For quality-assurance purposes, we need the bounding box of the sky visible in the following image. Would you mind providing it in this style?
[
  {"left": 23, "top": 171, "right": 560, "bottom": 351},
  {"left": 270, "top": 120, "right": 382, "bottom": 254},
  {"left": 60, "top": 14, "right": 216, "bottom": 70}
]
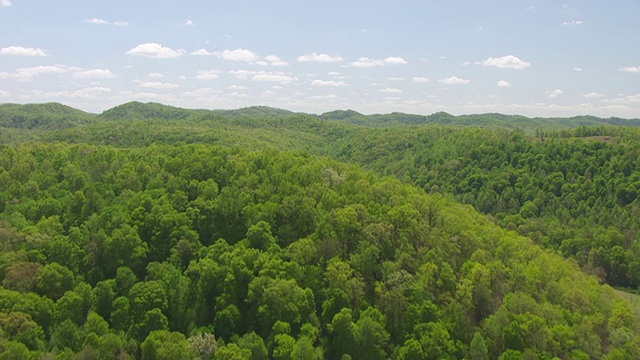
[{"left": 0, "top": 1, "right": 639, "bottom": 117}]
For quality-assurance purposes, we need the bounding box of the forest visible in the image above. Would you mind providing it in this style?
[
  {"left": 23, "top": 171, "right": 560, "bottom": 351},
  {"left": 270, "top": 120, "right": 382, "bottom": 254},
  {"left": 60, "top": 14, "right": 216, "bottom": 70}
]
[{"left": 2, "top": 102, "right": 640, "bottom": 359}]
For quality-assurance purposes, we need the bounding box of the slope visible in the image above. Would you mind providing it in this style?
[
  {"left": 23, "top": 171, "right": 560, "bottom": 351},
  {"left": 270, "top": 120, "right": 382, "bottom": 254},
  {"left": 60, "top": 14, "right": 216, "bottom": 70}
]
[{"left": 0, "top": 142, "right": 639, "bottom": 359}]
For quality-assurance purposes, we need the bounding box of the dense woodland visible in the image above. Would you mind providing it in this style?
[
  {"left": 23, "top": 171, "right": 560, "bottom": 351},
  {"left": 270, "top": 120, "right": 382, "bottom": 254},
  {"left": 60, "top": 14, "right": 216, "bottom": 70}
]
[{"left": 2, "top": 102, "right": 640, "bottom": 359}]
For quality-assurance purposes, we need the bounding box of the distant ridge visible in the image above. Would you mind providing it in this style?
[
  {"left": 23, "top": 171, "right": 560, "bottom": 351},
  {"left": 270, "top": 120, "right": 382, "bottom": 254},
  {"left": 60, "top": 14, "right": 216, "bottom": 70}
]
[
  {"left": 0, "top": 102, "right": 95, "bottom": 129},
  {"left": 97, "top": 101, "right": 201, "bottom": 121},
  {"left": 2, "top": 101, "right": 640, "bottom": 132}
]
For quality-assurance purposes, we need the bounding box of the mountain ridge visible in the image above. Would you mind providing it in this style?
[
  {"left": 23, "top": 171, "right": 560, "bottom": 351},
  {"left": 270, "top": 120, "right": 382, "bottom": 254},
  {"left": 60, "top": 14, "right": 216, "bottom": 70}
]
[{"left": 2, "top": 101, "right": 640, "bottom": 131}]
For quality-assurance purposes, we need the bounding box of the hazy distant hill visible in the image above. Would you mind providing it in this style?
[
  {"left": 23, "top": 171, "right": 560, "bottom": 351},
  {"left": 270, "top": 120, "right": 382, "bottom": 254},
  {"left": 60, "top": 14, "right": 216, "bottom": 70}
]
[
  {"left": 0, "top": 102, "right": 95, "bottom": 130},
  {"left": 97, "top": 101, "right": 204, "bottom": 121},
  {"left": 320, "top": 109, "right": 640, "bottom": 130}
]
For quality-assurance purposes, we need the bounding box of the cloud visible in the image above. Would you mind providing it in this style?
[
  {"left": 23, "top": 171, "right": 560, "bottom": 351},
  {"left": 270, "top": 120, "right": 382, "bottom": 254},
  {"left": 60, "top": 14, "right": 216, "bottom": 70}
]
[
  {"left": 85, "top": 18, "right": 109, "bottom": 25},
  {"left": 573, "top": 67, "right": 583, "bottom": 72},
  {"left": 251, "top": 73, "right": 294, "bottom": 83},
  {"left": 350, "top": 56, "right": 407, "bottom": 67},
  {"left": 184, "top": 19, "right": 195, "bottom": 26},
  {"left": 583, "top": 92, "right": 605, "bottom": 99},
  {"left": 387, "top": 77, "right": 405, "bottom": 81},
  {"left": 12, "top": 65, "right": 67, "bottom": 81},
  {"left": 311, "top": 80, "right": 347, "bottom": 87},
  {"left": 297, "top": 53, "right": 343, "bottom": 62},
  {"left": 311, "top": 94, "right": 338, "bottom": 100},
  {"left": 379, "top": 88, "right": 402, "bottom": 94},
  {"left": 229, "top": 85, "right": 248, "bottom": 90},
  {"left": 194, "top": 70, "right": 220, "bottom": 80},
  {"left": 228, "top": 70, "right": 257, "bottom": 80},
  {"left": 0, "top": 90, "right": 10, "bottom": 97},
  {"left": 137, "top": 81, "right": 180, "bottom": 90},
  {"left": 264, "top": 55, "right": 288, "bottom": 67},
  {"left": 563, "top": 20, "right": 583, "bottom": 26},
  {"left": 412, "top": 77, "right": 430, "bottom": 83},
  {"left": 547, "top": 89, "right": 564, "bottom": 98},
  {"left": 439, "top": 76, "right": 470, "bottom": 85},
  {"left": 84, "top": 18, "right": 128, "bottom": 26},
  {"left": 480, "top": 55, "right": 531, "bottom": 69},
  {"left": 218, "top": 49, "right": 259, "bottom": 62},
  {"left": 0, "top": 46, "right": 48, "bottom": 57},
  {"left": 72, "top": 68, "right": 115, "bottom": 79},
  {"left": 604, "top": 94, "right": 640, "bottom": 104},
  {"left": 261, "top": 90, "right": 277, "bottom": 97},
  {"left": 191, "top": 49, "right": 214, "bottom": 56},
  {"left": 126, "top": 43, "right": 185, "bottom": 59},
  {"left": 148, "top": 72, "right": 164, "bottom": 79},
  {"left": 30, "top": 87, "right": 112, "bottom": 100},
  {"left": 619, "top": 66, "right": 640, "bottom": 73},
  {"left": 0, "top": 0, "right": 12, "bottom": 7},
  {"left": 183, "top": 88, "right": 222, "bottom": 98},
  {"left": 496, "top": 80, "right": 512, "bottom": 87}
]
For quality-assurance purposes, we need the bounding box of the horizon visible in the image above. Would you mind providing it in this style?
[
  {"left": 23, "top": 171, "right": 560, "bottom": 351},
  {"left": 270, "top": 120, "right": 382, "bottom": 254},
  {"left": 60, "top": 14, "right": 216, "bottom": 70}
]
[
  {"left": 1, "top": 1, "right": 639, "bottom": 118},
  {"left": 4, "top": 100, "right": 639, "bottom": 120}
]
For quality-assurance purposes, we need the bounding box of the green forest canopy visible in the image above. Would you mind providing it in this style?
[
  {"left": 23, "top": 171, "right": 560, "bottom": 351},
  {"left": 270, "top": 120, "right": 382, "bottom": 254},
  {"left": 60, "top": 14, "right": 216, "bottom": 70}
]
[{"left": 2, "top": 102, "right": 640, "bottom": 358}]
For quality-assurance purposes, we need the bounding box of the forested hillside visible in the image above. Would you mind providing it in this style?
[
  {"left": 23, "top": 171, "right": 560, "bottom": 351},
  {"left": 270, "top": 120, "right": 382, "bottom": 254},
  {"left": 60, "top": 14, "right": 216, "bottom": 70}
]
[
  {"left": 1, "top": 142, "right": 640, "bottom": 359},
  {"left": 2, "top": 102, "right": 640, "bottom": 358}
]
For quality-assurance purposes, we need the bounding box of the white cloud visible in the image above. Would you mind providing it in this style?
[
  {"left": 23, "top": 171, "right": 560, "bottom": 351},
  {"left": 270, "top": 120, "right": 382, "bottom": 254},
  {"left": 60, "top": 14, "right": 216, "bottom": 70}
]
[
  {"left": 13, "top": 65, "right": 67, "bottom": 81},
  {"left": 251, "top": 73, "right": 294, "bottom": 83},
  {"left": 84, "top": 18, "right": 129, "bottom": 26},
  {"left": 72, "top": 68, "right": 115, "bottom": 79},
  {"left": 191, "top": 49, "right": 214, "bottom": 56},
  {"left": 328, "top": 71, "right": 341, "bottom": 76},
  {"left": 604, "top": 94, "right": 640, "bottom": 104},
  {"left": 0, "top": 0, "right": 12, "bottom": 7},
  {"left": 126, "top": 43, "right": 185, "bottom": 59},
  {"left": 439, "top": 76, "right": 470, "bottom": 85},
  {"left": 311, "top": 79, "right": 347, "bottom": 87},
  {"left": 573, "top": 67, "right": 583, "bottom": 72},
  {"left": 496, "top": 80, "right": 512, "bottom": 87},
  {"left": 563, "top": 20, "right": 583, "bottom": 26},
  {"left": 261, "top": 90, "right": 277, "bottom": 97},
  {"left": 0, "top": 90, "right": 10, "bottom": 97},
  {"left": 387, "top": 77, "right": 405, "bottom": 81},
  {"left": 30, "top": 87, "right": 112, "bottom": 100},
  {"left": 297, "top": 53, "right": 343, "bottom": 62},
  {"left": 218, "top": 49, "right": 259, "bottom": 62},
  {"left": 619, "top": 66, "right": 640, "bottom": 73},
  {"left": 228, "top": 70, "right": 257, "bottom": 80},
  {"left": 583, "top": 92, "right": 605, "bottom": 99},
  {"left": 480, "top": 55, "right": 531, "bottom": 69},
  {"left": 194, "top": 70, "right": 220, "bottom": 80},
  {"left": 264, "top": 55, "right": 288, "bottom": 67},
  {"left": 253, "top": 61, "right": 269, "bottom": 66},
  {"left": 148, "top": 72, "right": 165, "bottom": 79},
  {"left": 184, "top": 19, "right": 195, "bottom": 26},
  {"left": 547, "top": 89, "right": 564, "bottom": 98},
  {"left": 183, "top": 88, "right": 222, "bottom": 98},
  {"left": 229, "top": 85, "right": 248, "bottom": 90},
  {"left": 137, "top": 81, "right": 180, "bottom": 89},
  {"left": 0, "top": 46, "right": 48, "bottom": 57},
  {"left": 412, "top": 77, "right": 430, "bottom": 83},
  {"left": 384, "top": 57, "right": 407, "bottom": 65},
  {"left": 311, "top": 94, "right": 338, "bottom": 100},
  {"left": 85, "top": 18, "right": 110, "bottom": 25},
  {"left": 350, "top": 56, "right": 407, "bottom": 67},
  {"left": 379, "top": 88, "right": 402, "bottom": 94}
]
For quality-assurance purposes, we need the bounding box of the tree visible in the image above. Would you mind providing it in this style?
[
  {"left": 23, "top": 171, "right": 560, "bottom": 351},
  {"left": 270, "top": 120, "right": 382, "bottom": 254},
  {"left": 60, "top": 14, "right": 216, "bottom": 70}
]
[{"left": 353, "top": 307, "right": 390, "bottom": 360}]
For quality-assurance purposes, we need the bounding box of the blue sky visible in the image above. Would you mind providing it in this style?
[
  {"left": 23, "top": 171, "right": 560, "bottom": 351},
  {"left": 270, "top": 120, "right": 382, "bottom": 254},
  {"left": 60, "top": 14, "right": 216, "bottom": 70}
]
[{"left": 0, "top": 1, "right": 639, "bottom": 117}]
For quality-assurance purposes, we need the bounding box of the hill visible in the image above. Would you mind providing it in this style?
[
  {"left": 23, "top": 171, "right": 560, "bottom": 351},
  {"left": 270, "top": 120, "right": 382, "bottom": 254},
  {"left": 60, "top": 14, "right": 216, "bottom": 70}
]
[
  {"left": 1, "top": 142, "right": 639, "bottom": 358},
  {"left": 0, "top": 102, "right": 95, "bottom": 130}
]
